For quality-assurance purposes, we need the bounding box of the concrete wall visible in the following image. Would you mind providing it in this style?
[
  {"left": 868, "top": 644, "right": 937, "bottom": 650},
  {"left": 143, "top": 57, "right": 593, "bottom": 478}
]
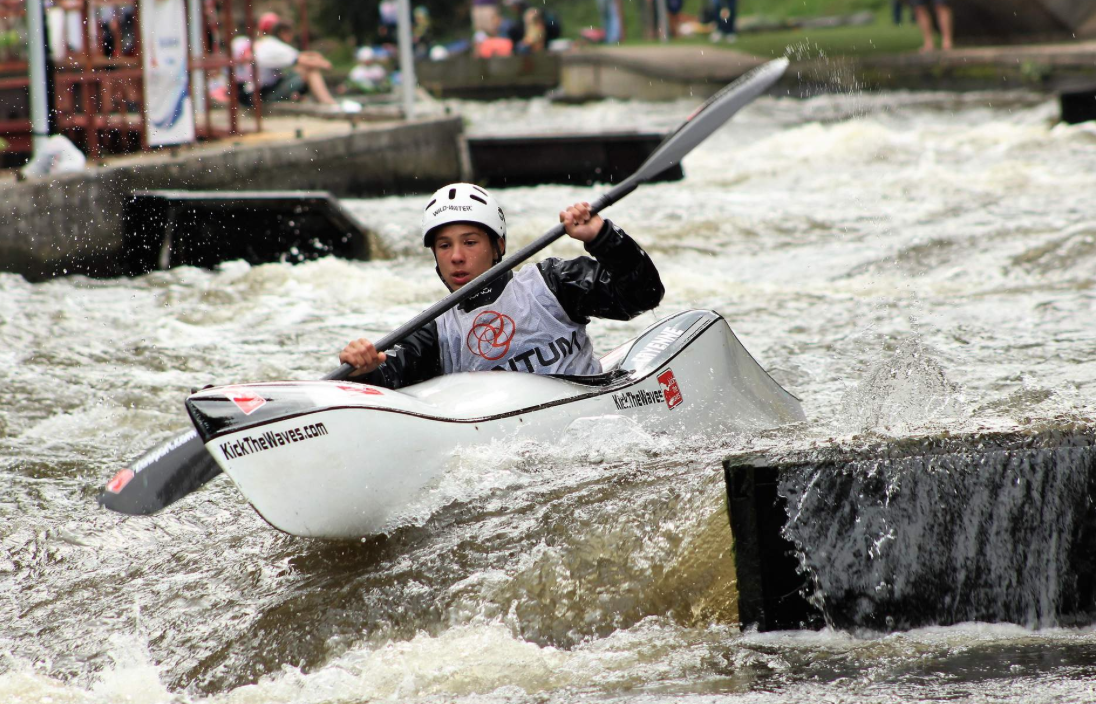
[
  {"left": 955, "top": 0, "right": 1096, "bottom": 40},
  {"left": 417, "top": 54, "right": 560, "bottom": 100},
  {"left": 0, "top": 117, "right": 467, "bottom": 281},
  {"left": 559, "top": 49, "right": 764, "bottom": 102}
]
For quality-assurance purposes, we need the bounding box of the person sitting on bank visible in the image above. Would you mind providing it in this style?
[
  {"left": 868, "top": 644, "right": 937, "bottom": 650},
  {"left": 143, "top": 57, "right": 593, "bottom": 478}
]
[
  {"left": 253, "top": 12, "right": 336, "bottom": 105},
  {"left": 339, "top": 184, "right": 664, "bottom": 386},
  {"left": 347, "top": 47, "right": 390, "bottom": 94},
  {"left": 910, "top": 0, "right": 953, "bottom": 52}
]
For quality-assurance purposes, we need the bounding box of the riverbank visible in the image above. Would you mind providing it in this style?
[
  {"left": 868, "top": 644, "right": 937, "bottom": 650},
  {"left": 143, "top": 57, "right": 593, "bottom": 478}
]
[{"left": 557, "top": 39, "right": 1096, "bottom": 100}]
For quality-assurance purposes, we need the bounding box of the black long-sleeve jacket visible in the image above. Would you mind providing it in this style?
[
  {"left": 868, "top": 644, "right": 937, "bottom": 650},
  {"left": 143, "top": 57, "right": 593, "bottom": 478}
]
[{"left": 355, "top": 219, "right": 663, "bottom": 389}]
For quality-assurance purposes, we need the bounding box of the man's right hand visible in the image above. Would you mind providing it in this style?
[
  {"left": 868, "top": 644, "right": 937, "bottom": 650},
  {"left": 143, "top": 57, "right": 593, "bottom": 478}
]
[{"left": 340, "top": 338, "right": 387, "bottom": 377}]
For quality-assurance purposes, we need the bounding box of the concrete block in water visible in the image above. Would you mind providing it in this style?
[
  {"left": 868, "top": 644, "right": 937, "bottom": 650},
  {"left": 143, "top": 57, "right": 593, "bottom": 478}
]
[
  {"left": 467, "top": 132, "right": 683, "bottom": 188},
  {"left": 724, "top": 455, "right": 823, "bottom": 631},
  {"left": 123, "top": 191, "right": 376, "bottom": 275},
  {"left": 724, "top": 428, "right": 1096, "bottom": 631},
  {"left": 1060, "top": 83, "right": 1096, "bottom": 125}
]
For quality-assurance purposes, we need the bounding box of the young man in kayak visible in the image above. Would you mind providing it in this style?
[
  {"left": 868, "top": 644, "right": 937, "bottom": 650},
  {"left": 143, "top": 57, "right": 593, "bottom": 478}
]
[{"left": 339, "top": 183, "right": 663, "bottom": 387}]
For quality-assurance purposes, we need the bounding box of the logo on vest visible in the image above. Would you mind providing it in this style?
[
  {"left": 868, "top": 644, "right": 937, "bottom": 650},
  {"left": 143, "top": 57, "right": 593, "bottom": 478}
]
[
  {"left": 492, "top": 330, "right": 584, "bottom": 373},
  {"left": 466, "top": 311, "right": 516, "bottom": 361}
]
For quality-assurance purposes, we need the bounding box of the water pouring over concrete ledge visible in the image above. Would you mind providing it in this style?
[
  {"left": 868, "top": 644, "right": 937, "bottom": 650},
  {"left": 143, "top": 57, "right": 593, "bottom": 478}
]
[
  {"left": 123, "top": 191, "right": 379, "bottom": 275},
  {"left": 725, "top": 427, "right": 1096, "bottom": 631}
]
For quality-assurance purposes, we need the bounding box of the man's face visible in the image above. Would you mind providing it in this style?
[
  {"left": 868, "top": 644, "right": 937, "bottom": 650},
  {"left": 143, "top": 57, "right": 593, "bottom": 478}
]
[{"left": 432, "top": 223, "right": 500, "bottom": 290}]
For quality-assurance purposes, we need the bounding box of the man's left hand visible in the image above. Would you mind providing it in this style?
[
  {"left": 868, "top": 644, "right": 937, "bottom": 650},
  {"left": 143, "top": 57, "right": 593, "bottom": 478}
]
[{"left": 560, "top": 202, "right": 603, "bottom": 243}]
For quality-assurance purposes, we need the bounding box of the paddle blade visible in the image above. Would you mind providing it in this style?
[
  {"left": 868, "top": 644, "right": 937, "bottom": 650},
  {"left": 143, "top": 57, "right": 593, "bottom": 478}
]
[
  {"left": 99, "top": 429, "right": 223, "bottom": 515},
  {"left": 627, "top": 57, "right": 789, "bottom": 188}
]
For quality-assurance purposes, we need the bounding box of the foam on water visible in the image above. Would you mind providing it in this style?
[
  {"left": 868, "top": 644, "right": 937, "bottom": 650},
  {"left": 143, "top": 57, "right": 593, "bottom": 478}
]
[{"left": 0, "top": 634, "right": 171, "bottom": 704}]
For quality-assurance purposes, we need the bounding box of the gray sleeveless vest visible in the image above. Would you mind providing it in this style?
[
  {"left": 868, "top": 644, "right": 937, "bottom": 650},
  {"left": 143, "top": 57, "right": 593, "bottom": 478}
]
[{"left": 436, "top": 266, "right": 601, "bottom": 376}]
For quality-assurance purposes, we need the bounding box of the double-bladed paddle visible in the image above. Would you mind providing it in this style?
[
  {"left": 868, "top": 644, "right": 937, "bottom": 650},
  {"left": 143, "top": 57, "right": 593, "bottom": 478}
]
[{"left": 100, "top": 57, "right": 789, "bottom": 516}]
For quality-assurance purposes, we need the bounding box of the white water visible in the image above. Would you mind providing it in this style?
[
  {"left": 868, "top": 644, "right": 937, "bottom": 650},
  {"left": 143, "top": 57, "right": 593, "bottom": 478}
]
[{"left": 2, "top": 90, "right": 1096, "bottom": 702}]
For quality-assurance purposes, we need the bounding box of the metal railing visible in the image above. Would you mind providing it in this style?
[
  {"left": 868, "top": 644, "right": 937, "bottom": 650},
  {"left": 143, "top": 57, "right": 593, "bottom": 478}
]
[{"left": 0, "top": 0, "right": 261, "bottom": 163}]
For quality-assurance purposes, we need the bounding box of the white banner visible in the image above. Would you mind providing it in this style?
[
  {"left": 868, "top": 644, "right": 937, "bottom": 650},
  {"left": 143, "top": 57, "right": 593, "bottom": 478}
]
[{"left": 141, "top": 0, "right": 195, "bottom": 146}]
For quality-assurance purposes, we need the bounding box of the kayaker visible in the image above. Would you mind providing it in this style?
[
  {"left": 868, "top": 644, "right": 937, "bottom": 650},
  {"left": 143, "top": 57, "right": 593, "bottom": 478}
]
[{"left": 339, "top": 183, "right": 664, "bottom": 387}]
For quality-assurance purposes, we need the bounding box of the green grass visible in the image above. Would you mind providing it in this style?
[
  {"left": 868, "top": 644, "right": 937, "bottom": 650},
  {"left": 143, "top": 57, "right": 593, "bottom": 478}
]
[
  {"left": 686, "top": 15, "right": 923, "bottom": 58},
  {"left": 553, "top": 0, "right": 895, "bottom": 41},
  {"left": 551, "top": 1, "right": 923, "bottom": 60},
  {"left": 737, "top": 0, "right": 888, "bottom": 18}
]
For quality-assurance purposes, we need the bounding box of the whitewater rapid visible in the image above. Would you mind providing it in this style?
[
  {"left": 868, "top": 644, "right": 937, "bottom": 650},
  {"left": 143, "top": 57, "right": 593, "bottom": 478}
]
[{"left": 2, "top": 88, "right": 1095, "bottom": 702}]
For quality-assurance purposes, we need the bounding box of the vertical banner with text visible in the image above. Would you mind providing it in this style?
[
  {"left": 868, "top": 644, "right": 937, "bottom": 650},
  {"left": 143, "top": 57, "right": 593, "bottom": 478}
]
[{"left": 141, "top": 0, "right": 196, "bottom": 146}]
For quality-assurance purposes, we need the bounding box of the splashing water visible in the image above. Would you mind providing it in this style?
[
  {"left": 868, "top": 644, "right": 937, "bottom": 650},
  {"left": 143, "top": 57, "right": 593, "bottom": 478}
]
[{"left": 2, "top": 89, "right": 1096, "bottom": 704}]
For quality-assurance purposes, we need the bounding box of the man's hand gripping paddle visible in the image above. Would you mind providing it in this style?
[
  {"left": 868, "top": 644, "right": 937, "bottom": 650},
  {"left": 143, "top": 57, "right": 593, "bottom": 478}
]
[{"left": 99, "top": 58, "right": 789, "bottom": 516}]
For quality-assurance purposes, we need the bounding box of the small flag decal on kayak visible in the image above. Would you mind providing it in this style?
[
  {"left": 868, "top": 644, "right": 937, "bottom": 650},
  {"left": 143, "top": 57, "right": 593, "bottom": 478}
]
[
  {"left": 337, "top": 384, "right": 384, "bottom": 396},
  {"left": 226, "top": 387, "right": 267, "bottom": 415},
  {"left": 658, "top": 369, "right": 683, "bottom": 410},
  {"left": 105, "top": 468, "right": 134, "bottom": 494}
]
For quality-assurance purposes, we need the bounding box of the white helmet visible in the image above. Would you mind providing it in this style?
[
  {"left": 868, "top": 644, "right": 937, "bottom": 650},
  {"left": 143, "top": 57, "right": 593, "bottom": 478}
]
[{"left": 421, "top": 183, "right": 506, "bottom": 249}]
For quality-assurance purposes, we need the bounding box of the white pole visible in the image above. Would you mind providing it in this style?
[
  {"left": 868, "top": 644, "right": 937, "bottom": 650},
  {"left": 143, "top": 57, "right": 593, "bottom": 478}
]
[
  {"left": 397, "top": 0, "right": 416, "bottom": 119},
  {"left": 25, "top": 0, "right": 51, "bottom": 154},
  {"left": 655, "top": 0, "right": 670, "bottom": 42},
  {"left": 186, "top": 0, "right": 206, "bottom": 116}
]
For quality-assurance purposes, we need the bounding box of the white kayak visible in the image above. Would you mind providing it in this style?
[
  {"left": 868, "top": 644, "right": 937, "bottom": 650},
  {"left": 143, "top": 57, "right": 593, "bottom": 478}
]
[{"left": 185, "top": 310, "right": 806, "bottom": 539}]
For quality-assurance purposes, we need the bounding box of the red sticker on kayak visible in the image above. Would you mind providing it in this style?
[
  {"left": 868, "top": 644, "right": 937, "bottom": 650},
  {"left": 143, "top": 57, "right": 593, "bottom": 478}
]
[
  {"left": 337, "top": 384, "right": 383, "bottom": 396},
  {"left": 225, "top": 387, "right": 267, "bottom": 415},
  {"left": 105, "top": 468, "right": 134, "bottom": 494},
  {"left": 658, "top": 369, "right": 683, "bottom": 410}
]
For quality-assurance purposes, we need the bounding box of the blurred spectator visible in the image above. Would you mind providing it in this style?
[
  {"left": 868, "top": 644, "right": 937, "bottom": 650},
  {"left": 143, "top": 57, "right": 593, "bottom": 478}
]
[
  {"left": 473, "top": 0, "right": 502, "bottom": 37},
  {"left": 596, "top": 0, "right": 623, "bottom": 45},
  {"left": 477, "top": 34, "right": 513, "bottom": 58},
  {"left": 643, "top": 0, "right": 684, "bottom": 39},
  {"left": 98, "top": 3, "right": 136, "bottom": 58},
  {"left": 892, "top": 0, "right": 906, "bottom": 25},
  {"left": 46, "top": 1, "right": 85, "bottom": 60},
  {"left": 668, "top": 0, "right": 684, "bottom": 37},
  {"left": 501, "top": 0, "right": 525, "bottom": 44},
  {"left": 517, "top": 7, "right": 546, "bottom": 53},
  {"left": 911, "top": 0, "right": 953, "bottom": 51},
  {"left": 474, "top": 0, "right": 512, "bottom": 57},
  {"left": 378, "top": 0, "right": 398, "bottom": 43},
  {"left": 97, "top": 3, "right": 140, "bottom": 112},
  {"left": 225, "top": 34, "right": 255, "bottom": 105},
  {"left": 254, "top": 12, "right": 337, "bottom": 105},
  {"left": 709, "top": 0, "right": 737, "bottom": 43},
  {"left": 203, "top": 0, "right": 225, "bottom": 53},
  {"left": 503, "top": 1, "right": 561, "bottom": 48},
  {"left": 347, "top": 47, "right": 390, "bottom": 94},
  {"left": 413, "top": 6, "right": 433, "bottom": 57}
]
